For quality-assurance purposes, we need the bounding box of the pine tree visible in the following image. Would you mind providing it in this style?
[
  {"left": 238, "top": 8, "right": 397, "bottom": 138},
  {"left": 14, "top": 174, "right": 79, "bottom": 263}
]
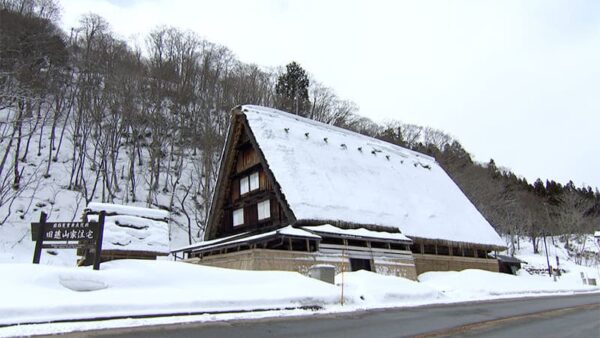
[
  {"left": 487, "top": 159, "right": 499, "bottom": 178},
  {"left": 533, "top": 178, "right": 546, "bottom": 197},
  {"left": 275, "top": 61, "right": 310, "bottom": 116}
]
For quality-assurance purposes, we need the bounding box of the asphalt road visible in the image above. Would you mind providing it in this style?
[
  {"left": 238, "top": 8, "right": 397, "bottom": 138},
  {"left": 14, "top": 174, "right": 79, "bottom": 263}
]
[{"left": 66, "top": 293, "right": 600, "bottom": 338}]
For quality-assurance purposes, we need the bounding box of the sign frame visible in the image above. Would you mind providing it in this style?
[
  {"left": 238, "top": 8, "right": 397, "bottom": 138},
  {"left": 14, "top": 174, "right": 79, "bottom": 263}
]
[{"left": 31, "top": 211, "right": 106, "bottom": 270}]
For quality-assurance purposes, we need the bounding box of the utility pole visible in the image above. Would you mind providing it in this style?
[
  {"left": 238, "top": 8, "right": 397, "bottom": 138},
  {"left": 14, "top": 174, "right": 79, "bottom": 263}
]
[
  {"left": 542, "top": 202, "right": 552, "bottom": 278},
  {"left": 341, "top": 245, "right": 345, "bottom": 306},
  {"left": 543, "top": 233, "right": 552, "bottom": 277}
]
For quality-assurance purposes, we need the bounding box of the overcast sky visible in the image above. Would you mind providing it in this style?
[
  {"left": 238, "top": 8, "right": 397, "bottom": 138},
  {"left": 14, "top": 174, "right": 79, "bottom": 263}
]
[{"left": 59, "top": 0, "right": 600, "bottom": 189}]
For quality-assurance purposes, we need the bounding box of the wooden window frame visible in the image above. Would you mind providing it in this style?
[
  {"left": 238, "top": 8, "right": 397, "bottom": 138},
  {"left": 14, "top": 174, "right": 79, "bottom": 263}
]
[
  {"left": 257, "top": 199, "right": 271, "bottom": 220},
  {"left": 233, "top": 208, "right": 244, "bottom": 226},
  {"left": 249, "top": 172, "right": 259, "bottom": 191},
  {"left": 239, "top": 171, "right": 260, "bottom": 196},
  {"left": 240, "top": 176, "right": 249, "bottom": 195}
]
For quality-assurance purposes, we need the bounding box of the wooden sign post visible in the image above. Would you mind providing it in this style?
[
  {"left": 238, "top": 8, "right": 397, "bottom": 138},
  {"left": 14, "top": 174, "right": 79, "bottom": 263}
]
[
  {"left": 93, "top": 211, "right": 105, "bottom": 270},
  {"left": 31, "top": 211, "right": 106, "bottom": 270}
]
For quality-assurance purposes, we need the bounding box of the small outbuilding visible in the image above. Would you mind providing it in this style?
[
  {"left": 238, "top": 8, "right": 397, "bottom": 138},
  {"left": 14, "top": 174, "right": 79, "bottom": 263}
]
[
  {"left": 494, "top": 254, "right": 525, "bottom": 275},
  {"left": 80, "top": 202, "right": 170, "bottom": 263}
]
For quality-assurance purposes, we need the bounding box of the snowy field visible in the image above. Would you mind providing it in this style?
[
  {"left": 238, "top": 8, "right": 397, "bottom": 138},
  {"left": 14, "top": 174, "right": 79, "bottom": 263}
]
[{"left": 1, "top": 239, "right": 599, "bottom": 338}]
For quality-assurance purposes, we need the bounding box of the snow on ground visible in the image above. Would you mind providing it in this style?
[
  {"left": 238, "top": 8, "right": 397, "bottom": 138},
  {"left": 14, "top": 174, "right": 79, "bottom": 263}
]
[
  {"left": 335, "top": 270, "right": 443, "bottom": 307},
  {"left": 0, "top": 260, "right": 339, "bottom": 327},
  {"left": 419, "top": 269, "right": 595, "bottom": 299},
  {"left": 1, "top": 257, "right": 598, "bottom": 337},
  {"left": 1, "top": 235, "right": 598, "bottom": 336}
]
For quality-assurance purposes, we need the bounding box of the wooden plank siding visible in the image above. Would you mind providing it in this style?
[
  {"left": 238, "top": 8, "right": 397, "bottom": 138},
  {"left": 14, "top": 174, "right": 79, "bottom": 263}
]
[{"left": 235, "top": 145, "right": 260, "bottom": 174}]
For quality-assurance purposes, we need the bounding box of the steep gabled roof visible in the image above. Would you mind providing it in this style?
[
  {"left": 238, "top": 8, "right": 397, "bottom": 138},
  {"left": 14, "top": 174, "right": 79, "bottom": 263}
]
[
  {"left": 240, "top": 105, "right": 505, "bottom": 248},
  {"left": 203, "top": 110, "right": 295, "bottom": 240}
]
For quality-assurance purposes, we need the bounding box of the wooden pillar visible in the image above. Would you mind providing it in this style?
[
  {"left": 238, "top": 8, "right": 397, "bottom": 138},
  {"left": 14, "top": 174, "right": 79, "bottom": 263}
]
[
  {"left": 32, "top": 212, "right": 47, "bottom": 264},
  {"left": 93, "top": 211, "right": 106, "bottom": 271}
]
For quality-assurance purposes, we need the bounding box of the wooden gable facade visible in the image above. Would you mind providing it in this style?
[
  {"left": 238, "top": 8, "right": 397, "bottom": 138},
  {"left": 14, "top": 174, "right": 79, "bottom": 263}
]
[{"left": 205, "top": 110, "right": 295, "bottom": 240}]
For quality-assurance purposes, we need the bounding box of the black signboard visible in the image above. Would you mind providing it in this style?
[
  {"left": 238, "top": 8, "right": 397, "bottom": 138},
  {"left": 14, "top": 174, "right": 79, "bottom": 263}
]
[
  {"left": 31, "top": 211, "right": 106, "bottom": 270},
  {"left": 31, "top": 221, "right": 98, "bottom": 242}
]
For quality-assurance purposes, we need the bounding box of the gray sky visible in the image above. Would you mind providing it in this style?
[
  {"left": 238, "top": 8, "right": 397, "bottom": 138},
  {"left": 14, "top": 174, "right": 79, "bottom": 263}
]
[{"left": 60, "top": 0, "right": 600, "bottom": 189}]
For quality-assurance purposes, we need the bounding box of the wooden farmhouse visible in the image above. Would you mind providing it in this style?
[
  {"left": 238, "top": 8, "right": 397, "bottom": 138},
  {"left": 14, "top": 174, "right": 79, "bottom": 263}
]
[{"left": 173, "top": 105, "right": 506, "bottom": 279}]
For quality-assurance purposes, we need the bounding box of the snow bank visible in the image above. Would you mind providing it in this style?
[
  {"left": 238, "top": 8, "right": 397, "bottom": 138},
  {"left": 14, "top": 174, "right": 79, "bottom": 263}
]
[
  {"left": 419, "top": 269, "right": 599, "bottom": 299},
  {"left": 1, "top": 260, "right": 598, "bottom": 335},
  {"left": 335, "top": 270, "right": 443, "bottom": 306},
  {"left": 0, "top": 260, "right": 340, "bottom": 326}
]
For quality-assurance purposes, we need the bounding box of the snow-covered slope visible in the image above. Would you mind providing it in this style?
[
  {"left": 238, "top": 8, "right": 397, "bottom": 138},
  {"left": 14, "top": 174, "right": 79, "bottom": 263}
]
[
  {"left": 0, "top": 113, "right": 203, "bottom": 266},
  {"left": 506, "top": 234, "right": 600, "bottom": 282},
  {"left": 243, "top": 105, "right": 504, "bottom": 247}
]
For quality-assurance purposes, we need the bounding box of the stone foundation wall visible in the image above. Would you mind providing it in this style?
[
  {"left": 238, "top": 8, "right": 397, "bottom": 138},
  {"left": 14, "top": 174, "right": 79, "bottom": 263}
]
[
  {"left": 185, "top": 249, "right": 417, "bottom": 280},
  {"left": 413, "top": 254, "right": 499, "bottom": 275}
]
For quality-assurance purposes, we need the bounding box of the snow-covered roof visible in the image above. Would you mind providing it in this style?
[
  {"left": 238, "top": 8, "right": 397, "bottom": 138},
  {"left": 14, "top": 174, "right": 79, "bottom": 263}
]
[
  {"left": 242, "top": 105, "right": 505, "bottom": 248},
  {"left": 173, "top": 232, "right": 251, "bottom": 253},
  {"left": 303, "top": 224, "right": 411, "bottom": 243},
  {"left": 87, "top": 202, "right": 169, "bottom": 221},
  {"left": 278, "top": 225, "right": 322, "bottom": 239},
  {"left": 493, "top": 254, "right": 525, "bottom": 264},
  {"left": 86, "top": 203, "right": 170, "bottom": 254},
  {"left": 177, "top": 225, "right": 321, "bottom": 253}
]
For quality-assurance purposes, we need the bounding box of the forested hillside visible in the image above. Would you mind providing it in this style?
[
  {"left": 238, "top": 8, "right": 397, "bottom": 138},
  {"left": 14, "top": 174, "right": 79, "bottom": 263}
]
[{"left": 0, "top": 1, "right": 597, "bottom": 253}]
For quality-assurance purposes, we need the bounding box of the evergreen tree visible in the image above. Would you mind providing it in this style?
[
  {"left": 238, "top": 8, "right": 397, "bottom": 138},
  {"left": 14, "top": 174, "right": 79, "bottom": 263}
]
[
  {"left": 533, "top": 178, "right": 546, "bottom": 197},
  {"left": 487, "top": 159, "right": 499, "bottom": 178},
  {"left": 275, "top": 61, "right": 310, "bottom": 116}
]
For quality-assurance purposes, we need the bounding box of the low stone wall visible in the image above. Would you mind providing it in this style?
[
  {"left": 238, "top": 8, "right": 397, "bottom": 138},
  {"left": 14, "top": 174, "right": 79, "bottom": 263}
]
[
  {"left": 185, "top": 249, "right": 417, "bottom": 280},
  {"left": 413, "top": 254, "right": 499, "bottom": 275}
]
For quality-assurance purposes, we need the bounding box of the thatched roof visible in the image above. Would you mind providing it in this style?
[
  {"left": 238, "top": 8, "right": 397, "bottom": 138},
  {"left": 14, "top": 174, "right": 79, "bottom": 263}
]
[{"left": 240, "top": 105, "right": 505, "bottom": 249}]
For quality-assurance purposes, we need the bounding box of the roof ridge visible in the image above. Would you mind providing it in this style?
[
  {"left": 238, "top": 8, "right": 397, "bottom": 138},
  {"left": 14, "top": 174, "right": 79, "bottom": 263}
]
[{"left": 241, "top": 105, "right": 436, "bottom": 164}]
